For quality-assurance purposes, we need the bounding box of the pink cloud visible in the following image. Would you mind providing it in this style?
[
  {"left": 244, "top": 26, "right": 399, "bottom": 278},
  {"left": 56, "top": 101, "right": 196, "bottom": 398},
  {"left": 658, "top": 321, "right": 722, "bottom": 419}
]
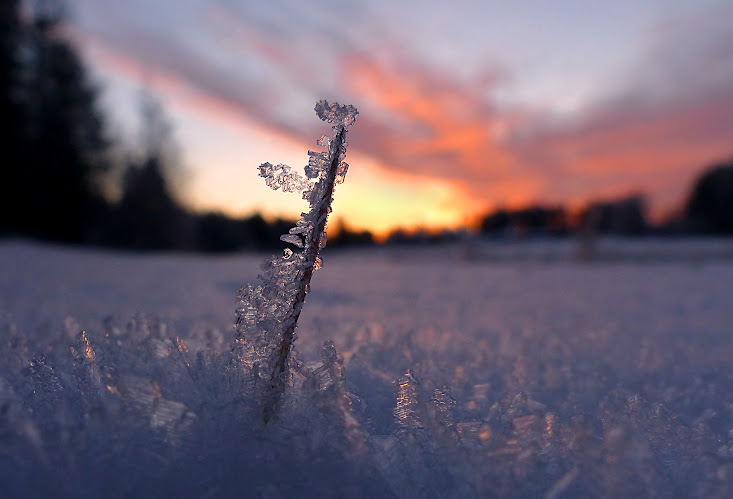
[
  {"left": 341, "top": 53, "right": 546, "bottom": 206},
  {"left": 510, "top": 10, "right": 733, "bottom": 215}
]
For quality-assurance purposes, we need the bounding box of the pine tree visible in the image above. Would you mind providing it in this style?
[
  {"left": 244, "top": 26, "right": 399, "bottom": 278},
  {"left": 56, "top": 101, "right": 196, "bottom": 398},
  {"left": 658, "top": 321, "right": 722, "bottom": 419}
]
[
  {"left": 1, "top": 0, "right": 112, "bottom": 242},
  {"left": 110, "top": 93, "right": 191, "bottom": 250},
  {"left": 0, "top": 0, "right": 26, "bottom": 235}
]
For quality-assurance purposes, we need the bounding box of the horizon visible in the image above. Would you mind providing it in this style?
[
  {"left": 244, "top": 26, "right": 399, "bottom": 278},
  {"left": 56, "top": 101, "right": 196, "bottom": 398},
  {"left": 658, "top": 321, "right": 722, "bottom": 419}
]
[{"left": 67, "top": 0, "right": 733, "bottom": 238}]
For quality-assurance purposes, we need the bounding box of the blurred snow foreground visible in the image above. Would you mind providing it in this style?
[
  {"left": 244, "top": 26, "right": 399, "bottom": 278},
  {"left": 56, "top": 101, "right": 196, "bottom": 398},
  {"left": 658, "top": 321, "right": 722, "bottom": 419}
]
[
  {"left": 2, "top": 112, "right": 733, "bottom": 498},
  {"left": 3, "top": 242, "right": 733, "bottom": 497}
]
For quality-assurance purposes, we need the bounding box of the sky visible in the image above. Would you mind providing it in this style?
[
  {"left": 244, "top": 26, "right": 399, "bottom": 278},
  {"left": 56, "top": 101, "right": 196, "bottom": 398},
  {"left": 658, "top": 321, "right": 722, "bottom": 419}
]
[{"left": 67, "top": 0, "right": 733, "bottom": 237}]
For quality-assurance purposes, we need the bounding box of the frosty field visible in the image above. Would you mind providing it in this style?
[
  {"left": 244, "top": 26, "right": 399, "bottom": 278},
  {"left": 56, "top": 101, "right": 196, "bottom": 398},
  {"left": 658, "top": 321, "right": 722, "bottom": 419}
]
[{"left": 2, "top": 239, "right": 733, "bottom": 497}]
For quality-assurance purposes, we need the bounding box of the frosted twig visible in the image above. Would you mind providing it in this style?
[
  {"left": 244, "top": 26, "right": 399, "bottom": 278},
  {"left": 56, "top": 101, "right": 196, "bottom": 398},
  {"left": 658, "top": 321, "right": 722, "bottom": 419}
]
[{"left": 233, "top": 100, "right": 358, "bottom": 423}]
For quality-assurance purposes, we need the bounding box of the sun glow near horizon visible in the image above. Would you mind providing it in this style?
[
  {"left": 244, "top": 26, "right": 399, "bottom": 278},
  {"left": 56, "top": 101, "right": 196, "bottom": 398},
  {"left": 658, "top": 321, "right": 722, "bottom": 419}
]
[{"left": 184, "top": 133, "right": 482, "bottom": 240}]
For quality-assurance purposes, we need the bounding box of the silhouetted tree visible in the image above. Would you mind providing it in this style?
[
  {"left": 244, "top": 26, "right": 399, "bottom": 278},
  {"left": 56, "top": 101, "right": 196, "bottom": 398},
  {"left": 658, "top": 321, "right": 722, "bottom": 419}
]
[
  {"left": 0, "top": 0, "right": 22, "bottom": 139},
  {"left": 685, "top": 160, "right": 733, "bottom": 234},
  {"left": 0, "top": 1, "right": 21, "bottom": 91},
  {"left": 579, "top": 195, "right": 647, "bottom": 236},
  {"left": 195, "top": 213, "right": 298, "bottom": 252},
  {"left": 1, "top": 0, "right": 112, "bottom": 242},
  {"left": 327, "top": 218, "right": 375, "bottom": 247},
  {"left": 479, "top": 209, "right": 511, "bottom": 234},
  {"left": 109, "top": 158, "right": 192, "bottom": 250},
  {"left": 479, "top": 206, "right": 567, "bottom": 236},
  {"left": 197, "top": 213, "right": 243, "bottom": 252},
  {"left": 109, "top": 93, "right": 193, "bottom": 250},
  {"left": 0, "top": 0, "right": 28, "bottom": 235}
]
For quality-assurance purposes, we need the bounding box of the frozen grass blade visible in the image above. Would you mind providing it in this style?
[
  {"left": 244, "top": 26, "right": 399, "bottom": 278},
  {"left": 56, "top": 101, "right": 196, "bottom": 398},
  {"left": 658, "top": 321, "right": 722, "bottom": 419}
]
[{"left": 233, "top": 100, "right": 358, "bottom": 423}]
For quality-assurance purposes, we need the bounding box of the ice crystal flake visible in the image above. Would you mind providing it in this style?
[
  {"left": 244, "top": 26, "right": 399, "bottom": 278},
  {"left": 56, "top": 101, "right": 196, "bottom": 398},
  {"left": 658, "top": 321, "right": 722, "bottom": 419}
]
[
  {"left": 335, "top": 161, "right": 349, "bottom": 184},
  {"left": 289, "top": 218, "right": 313, "bottom": 236},
  {"left": 305, "top": 150, "right": 329, "bottom": 179},
  {"left": 394, "top": 370, "right": 422, "bottom": 429},
  {"left": 307, "top": 341, "right": 370, "bottom": 459},
  {"left": 315, "top": 100, "right": 358, "bottom": 127},
  {"left": 71, "top": 330, "right": 102, "bottom": 396},
  {"left": 310, "top": 340, "right": 343, "bottom": 391},
  {"left": 259, "top": 162, "right": 308, "bottom": 193},
  {"left": 431, "top": 387, "right": 456, "bottom": 427},
  {"left": 280, "top": 233, "right": 304, "bottom": 248},
  {"left": 118, "top": 376, "right": 196, "bottom": 445}
]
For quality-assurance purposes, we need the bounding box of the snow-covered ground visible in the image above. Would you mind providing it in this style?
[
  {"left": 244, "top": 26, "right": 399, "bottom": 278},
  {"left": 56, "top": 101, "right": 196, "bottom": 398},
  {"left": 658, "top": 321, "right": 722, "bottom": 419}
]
[{"left": 2, "top": 239, "right": 733, "bottom": 497}]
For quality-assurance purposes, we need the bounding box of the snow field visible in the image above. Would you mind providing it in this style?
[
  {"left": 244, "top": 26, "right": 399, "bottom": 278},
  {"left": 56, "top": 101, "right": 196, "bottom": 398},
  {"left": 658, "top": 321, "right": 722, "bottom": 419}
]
[{"left": 1, "top": 240, "right": 733, "bottom": 497}]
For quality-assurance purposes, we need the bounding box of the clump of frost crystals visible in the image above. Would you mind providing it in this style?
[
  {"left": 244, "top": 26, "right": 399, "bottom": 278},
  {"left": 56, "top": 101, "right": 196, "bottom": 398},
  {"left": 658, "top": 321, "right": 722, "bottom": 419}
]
[{"left": 233, "top": 100, "right": 358, "bottom": 423}]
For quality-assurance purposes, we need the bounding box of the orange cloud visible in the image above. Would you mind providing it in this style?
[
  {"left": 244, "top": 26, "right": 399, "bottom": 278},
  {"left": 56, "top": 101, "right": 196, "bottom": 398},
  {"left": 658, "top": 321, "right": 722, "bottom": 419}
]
[
  {"left": 344, "top": 48, "right": 733, "bottom": 221},
  {"left": 342, "top": 53, "right": 544, "bottom": 209}
]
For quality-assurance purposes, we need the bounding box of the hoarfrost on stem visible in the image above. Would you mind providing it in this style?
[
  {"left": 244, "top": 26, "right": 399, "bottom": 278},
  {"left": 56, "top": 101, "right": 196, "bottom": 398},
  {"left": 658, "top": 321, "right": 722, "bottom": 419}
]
[{"left": 233, "top": 100, "right": 358, "bottom": 423}]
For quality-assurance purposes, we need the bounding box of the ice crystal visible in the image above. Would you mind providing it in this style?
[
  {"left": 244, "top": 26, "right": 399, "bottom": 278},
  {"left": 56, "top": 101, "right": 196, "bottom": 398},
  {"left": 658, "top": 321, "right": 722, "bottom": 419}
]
[
  {"left": 431, "top": 387, "right": 456, "bottom": 427},
  {"left": 234, "top": 100, "right": 358, "bottom": 422},
  {"left": 307, "top": 340, "right": 369, "bottom": 459},
  {"left": 315, "top": 100, "right": 358, "bottom": 127},
  {"left": 70, "top": 330, "right": 102, "bottom": 398},
  {"left": 259, "top": 162, "right": 308, "bottom": 193},
  {"left": 394, "top": 370, "right": 422, "bottom": 429},
  {"left": 310, "top": 341, "right": 343, "bottom": 391},
  {"left": 335, "top": 161, "right": 349, "bottom": 184},
  {"left": 305, "top": 150, "right": 330, "bottom": 179},
  {"left": 280, "top": 233, "right": 304, "bottom": 248}
]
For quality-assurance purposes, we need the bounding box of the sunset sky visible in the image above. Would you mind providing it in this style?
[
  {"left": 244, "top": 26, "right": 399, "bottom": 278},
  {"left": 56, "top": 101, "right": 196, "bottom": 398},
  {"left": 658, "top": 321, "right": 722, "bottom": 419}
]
[{"left": 68, "top": 0, "right": 733, "bottom": 237}]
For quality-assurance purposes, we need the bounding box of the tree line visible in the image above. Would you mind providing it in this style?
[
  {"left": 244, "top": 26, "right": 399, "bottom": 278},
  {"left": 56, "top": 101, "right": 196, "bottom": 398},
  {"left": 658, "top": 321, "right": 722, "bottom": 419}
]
[
  {"left": 382, "top": 160, "right": 733, "bottom": 245},
  {"left": 476, "top": 159, "right": 733, "bottom": 239}
]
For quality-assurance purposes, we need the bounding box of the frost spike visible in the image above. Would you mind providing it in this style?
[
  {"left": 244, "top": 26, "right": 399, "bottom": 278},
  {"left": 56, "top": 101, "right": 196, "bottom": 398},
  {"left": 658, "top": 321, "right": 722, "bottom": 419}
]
[
  {"left": 394, "top": 370, "right": 422, "bottom": 429},
  {"left": 261, "top": 122, "right": 349, "bottom": 423},
  {"left": 233, "top": 101, "right": 358, "bottom": 424}
]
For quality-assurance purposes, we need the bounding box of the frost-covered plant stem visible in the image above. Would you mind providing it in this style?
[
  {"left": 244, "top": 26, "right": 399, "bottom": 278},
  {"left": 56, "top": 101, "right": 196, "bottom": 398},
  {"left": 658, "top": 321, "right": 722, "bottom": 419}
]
[
  {"left": 233, "top": 101, "right": 358, "bottom": 423},
  {"left": 263, "top": 125, "right": 347, "bottom": 422}
]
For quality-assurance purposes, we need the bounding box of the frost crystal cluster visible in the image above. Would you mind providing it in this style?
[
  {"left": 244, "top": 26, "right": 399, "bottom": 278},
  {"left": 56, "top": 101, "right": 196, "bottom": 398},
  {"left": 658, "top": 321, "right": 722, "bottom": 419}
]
[{"left": 233, "top": 100, "right": 358, "bottom": 422}]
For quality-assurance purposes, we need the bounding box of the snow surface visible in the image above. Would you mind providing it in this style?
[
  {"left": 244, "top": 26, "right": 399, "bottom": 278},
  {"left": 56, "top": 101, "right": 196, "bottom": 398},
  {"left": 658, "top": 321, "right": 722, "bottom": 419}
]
[{"left": 2, "top": 239, "right": 733, "bottom": 497}]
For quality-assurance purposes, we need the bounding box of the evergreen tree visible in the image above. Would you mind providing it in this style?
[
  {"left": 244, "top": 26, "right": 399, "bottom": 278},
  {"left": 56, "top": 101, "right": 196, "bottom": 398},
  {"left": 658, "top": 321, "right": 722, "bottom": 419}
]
[
  {"left": 1, "top": 0, "right": 112, "bottom": 242},
  {"left": 109, "top": 93, "right": 192, "bottom": 250},
  {"left": 0, "top": 0, "right": 26, "bottom": 235},
  {"left": 685, "top": 160, "right": 733, "bottom": 234}
]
